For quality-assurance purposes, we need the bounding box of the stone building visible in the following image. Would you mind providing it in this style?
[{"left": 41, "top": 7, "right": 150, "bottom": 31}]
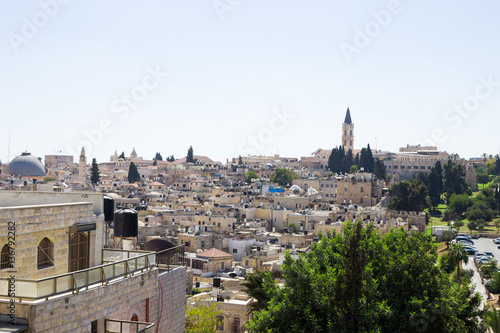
[{"left": 0, "top": 192, "right": 186, "bottom": 332}]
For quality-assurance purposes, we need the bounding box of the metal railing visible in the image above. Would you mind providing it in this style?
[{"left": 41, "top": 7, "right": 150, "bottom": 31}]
[
  {"left": 0, "top": 245, "right": 184, "bottom": 301},
  {"left": 104, "top": 319, "right": 155, "bottom": 333}
]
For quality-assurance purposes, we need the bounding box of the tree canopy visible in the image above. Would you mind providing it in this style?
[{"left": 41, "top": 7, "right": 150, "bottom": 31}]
[
  {"left": 127, "top": 162, "right": 140, "bottom": 183},
  {"left": 270, "top": 168, "right": 299, "bottom": 186},
  {"left": 247, "top": 221, "right": 486, "bottom": 333},
  {"left": 90, "top": 158, "right": 100, "bottom": 185},
  {"left": 388, "top": 179, "right": 429, "bottom": 213},
  {"left": 187, "top": 146, "right": 194, "bottom": 163},
  {"left": 444, "top": 160, "right": 469, "bottom": 199},
  {"left": 244, "top": 170, "right": 259, "bottom": 183}
]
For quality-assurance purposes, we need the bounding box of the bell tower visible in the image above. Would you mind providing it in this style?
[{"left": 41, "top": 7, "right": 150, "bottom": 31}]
[
  {"left": 342, "top": 108, "right": 354, "bottom": 151},
  {"left": 78, "top": 147, "right": 87, "bottom": 184}
]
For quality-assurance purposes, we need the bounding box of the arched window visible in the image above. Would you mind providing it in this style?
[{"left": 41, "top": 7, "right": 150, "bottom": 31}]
[
  {"left": 231, "top": 317, "right": 240, "bottom": 333},
  {"left": 38, "top": 238, "right": 54, "bottom": 269},
  {"left": 130, "top": 314, "right": 139, "bottom": 322},
  {"left": 1, "top": 245, "right": 10, "bottom": 269},
  {"left": 216, "top": 315, "right": 224, "bottom": 331}
]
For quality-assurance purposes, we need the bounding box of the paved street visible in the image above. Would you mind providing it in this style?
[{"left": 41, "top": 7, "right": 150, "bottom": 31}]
[{"left": 462, "top": 236, "right": 499, "bottom": 307}]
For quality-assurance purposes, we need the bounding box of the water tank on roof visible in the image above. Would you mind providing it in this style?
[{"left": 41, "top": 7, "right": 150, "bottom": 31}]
[
  {"left": 103, "top": 195, "right": 115, "bottom": 222},
  {"left": 114, "top": 208, "right": 138, "bottom": 237}
]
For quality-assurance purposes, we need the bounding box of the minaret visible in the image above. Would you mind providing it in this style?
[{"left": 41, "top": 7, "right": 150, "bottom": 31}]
[
  {"left": 342, "top": 107, "right": 354, "bottom": 151},
  {"left": 78, "top": 147, "right": 87, "bottom": 184}
]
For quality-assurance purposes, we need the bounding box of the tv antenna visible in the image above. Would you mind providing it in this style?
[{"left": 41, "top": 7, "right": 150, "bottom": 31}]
[{"left": 7, "top": 130, "right": 11, "bottom": 163}]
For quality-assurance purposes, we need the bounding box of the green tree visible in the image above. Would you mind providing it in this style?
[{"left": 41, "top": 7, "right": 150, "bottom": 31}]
[
  {"left": 437, "top": 230, "right": 456, "bottom": 249},
  {"left": 487, "top": 158, "right": 497, "bottom": 176},
  {"left": 467, "top": 220, "right": 478, "bottom": 234},
  {"left": 185, "top": 298, "right": 222, "bottom": 333},
  {"left": 350, "top": 164, "right": 359, "bottom": 173},
  {"left": 388, "top": 179, "right": 429, "bottom": 213},
  {"left": 486, "top": 307, "right": 500, "bottom": 333},
  {"left": 428, "top": 164, "right": 443, "bottom": 210},
  {"left": 127, "top": 162, "right": 140, "bottom": 183},
  {"left": 269, "top": 168, "right": 299, "bottom": 187},
  {"left": 444, "top": 160, "right": 469, "bottom": 199},
  {"left": 247, "top": 221, "right": 486, "bottom": 332},
  {"left": 467, "top": 202, "right": 495, "bottom": 222},
  {"left": 477, "top": 167, "right": 489, "bottom": 184},
  {"left": 167, "top": 155, "right": 175, "bottom": 162},
  {"left": 187, "top": 146, "right": 194, "bottom": 163},
  {"left": 373, "top": 158, "right": 387, "bottom": 181},
  {"left": 454, "top": 219, "right": 464, "bottom": 232},
  {"left": 241, "top": 270, "right": 275, "bottom": 313},
  {"left": 495, "top": 220, "right": 500, "bottom": 235},
  {"left": 449, "top": 243, "right": 469, "bottom": 282},
  {"left": 448, "top": 193, "right": 472, "bottom": 216},
  {"left": 244, "top": 170, "right": 259, "bottom": 183},
  {"left": 90, "top": 158, "right": 100, "bottom": 185},
  {"left": 154, "top": 152, "right": 163, "bottom": 161}
]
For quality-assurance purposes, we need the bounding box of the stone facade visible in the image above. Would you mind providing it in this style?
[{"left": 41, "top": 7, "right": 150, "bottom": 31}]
[
  {"left": 0, "top": 202, "right": 97, "bottom": 279},
  {"left": 0, "top": 267, "right": 186, "bottom": 333}
]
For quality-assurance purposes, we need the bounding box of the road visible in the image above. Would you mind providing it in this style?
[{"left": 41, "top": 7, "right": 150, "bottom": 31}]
[{"left": 462, "top": 236, "right": 499, "bottom": 307}]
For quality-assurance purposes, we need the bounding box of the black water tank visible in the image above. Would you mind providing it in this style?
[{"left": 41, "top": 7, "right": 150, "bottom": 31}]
[
  {"left": 103, "top": 195, "right": 115, "bottom": 222},
  {"left": 114, "top": 208, "right": 138, "bottom": 237},
  {"left": 213, "top": 277, "right": 221, "bottom": 288}
]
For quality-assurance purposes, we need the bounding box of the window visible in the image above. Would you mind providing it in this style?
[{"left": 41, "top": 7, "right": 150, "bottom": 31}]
[
  {"left": 232, "top": 317, "right": 240, "bottom": 333},
  {"left": 69, "top": 233, "right": 88, "bottom": 272},
  {"left": 360, "top": 187, "right": 364, "bottom": 193},
  {"left": 421, "top": 166, "right": 425, "bottom": 170},
  {"left": 1, "top": 245, "right": 10, "bottom": 269},
  {"left": 131, "top": 314, "right": 139, "bottom": 322},
  {"left": 233, "top": 249, "right": 238, "bottom": 253},
  {"left": 38, "top": 238, "right": 54, "bottom": 269},
  {"left": 360, "top": 198, "right": 364, "bottom": 204},
  {"left": 221, "top": 261, "right": 225, "bottom": 270},
  {"left": 91, "top": 320, "right": 98, "bottom": 333},
  {"left": 216, "top": 315, "right": 224, "bottom": 331}
]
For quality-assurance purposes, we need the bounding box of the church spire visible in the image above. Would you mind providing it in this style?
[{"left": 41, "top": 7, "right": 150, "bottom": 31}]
[{"left": 344, "top": 107, "right": 352, "bottom": 125}]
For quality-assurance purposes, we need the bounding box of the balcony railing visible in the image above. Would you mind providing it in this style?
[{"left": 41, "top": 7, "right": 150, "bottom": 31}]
[
  {"left": 0, "top": 245, "right": 184, "bottom": 301},
  {"left": 105, "top": 319, "right": 155, "bottom": 333}
]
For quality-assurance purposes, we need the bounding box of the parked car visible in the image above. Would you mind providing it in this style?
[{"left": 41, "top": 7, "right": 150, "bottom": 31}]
[
  {"left": 494, "top": 238, "right": 500, "bottom": 244},
  {"left": 484, "top": 252, "right": 495, "bottom": 257},
  {"left": 458, "top": 234, "right": 472, "bottom": 239},
  {"left": 478, "top": 258, "right": 496, "bottom": 264},
  {"left": 465, "top": 248, "right": 478, "bottom": 254},
  {"left": 456, "top": 238, "right": 474, "bottom": 245}
]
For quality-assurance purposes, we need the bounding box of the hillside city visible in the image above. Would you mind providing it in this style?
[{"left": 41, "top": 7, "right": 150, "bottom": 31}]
[{"left": 0, "top": 108, "right": 498, "bottom": 332}]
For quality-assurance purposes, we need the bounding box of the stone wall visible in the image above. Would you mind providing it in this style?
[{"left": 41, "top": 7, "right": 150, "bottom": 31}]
[
  {"left": 149, "top": 267, "right": 186, "bottom": 333},
  {"left": 0, "top": 203, "right": 95, "bottom": 279},
  {"left": 0, "top": 267, "right": 187, "bottom": 333}
]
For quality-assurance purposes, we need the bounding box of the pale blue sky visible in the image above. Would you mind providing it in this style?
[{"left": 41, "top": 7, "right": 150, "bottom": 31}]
[{"left": 2, "top": 1, "right": 500, "bottom": 164}]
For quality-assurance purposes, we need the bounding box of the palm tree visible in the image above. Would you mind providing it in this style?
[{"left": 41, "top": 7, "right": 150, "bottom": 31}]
[
  {"left": 449, "top": 243, "right": 468, "bottom": 282},
  {"left": 486, "top": 306, "right": 500, "bottom": 333},
  {"left": 241, "top": 270, "right": 274, "bottom": 313}
]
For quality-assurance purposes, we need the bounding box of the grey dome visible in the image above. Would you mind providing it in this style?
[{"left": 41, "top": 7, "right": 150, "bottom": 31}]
[{"left": 7, "top": 152, "right": 46, "bottom": 177}]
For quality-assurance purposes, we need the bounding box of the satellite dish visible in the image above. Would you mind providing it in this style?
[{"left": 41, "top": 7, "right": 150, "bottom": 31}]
[
  {"left": 221, "top": 291, "right": 235, "bottom": 302},
  {"left": 287, "top": 227, "right": 294, "bottom": 233}
]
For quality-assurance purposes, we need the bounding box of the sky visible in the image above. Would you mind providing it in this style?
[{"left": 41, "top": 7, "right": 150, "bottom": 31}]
[{"left": 1, "top": 1, "right": 500, "bottom": 164}]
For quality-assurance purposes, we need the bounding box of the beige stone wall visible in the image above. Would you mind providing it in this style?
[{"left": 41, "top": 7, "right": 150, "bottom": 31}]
[
  {"left": 0, "top": 267, "right": 187, "bottom": 333},
  {"left": 335, "top": 180, "right": 373, "bottom": 206},
  {"left": 149, "top": 267, "right": 187, "bottom": 333},
  {"left": 0, "top": 203, "right": 95, "bottom": 279}
]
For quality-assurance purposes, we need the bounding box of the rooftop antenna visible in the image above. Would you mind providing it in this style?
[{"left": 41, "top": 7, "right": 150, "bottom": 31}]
[{"left": 7, "top": 130, "right": 10, "bottom": 163}]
